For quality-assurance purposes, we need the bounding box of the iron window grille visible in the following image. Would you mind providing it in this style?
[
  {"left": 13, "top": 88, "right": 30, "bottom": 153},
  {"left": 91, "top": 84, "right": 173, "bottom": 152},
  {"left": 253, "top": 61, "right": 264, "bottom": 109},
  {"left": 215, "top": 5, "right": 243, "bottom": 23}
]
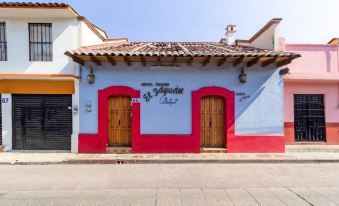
[
  {"left": 29, "top": 23, "right": 53, "bottom": 61},
  {"left": 0, "top": 22, "right": 7, "bottom": 61}
]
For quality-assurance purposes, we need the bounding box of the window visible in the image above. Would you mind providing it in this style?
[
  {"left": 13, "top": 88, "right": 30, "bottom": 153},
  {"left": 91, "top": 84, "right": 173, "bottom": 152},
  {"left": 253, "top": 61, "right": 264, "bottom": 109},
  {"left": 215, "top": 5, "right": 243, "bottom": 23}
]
[
  {"left": 0, "top": 22, "right": 7, "bottom": 61},
  {"left": 29, "top": 23, "right": 53, "bottom": 61}
]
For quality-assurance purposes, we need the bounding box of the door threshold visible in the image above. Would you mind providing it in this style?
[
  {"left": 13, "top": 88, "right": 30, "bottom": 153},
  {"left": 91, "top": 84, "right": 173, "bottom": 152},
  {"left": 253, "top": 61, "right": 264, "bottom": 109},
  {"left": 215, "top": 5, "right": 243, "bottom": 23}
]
[
  {"left": 201, "top": 148, "right": 227, "bottom": 153},
  {"left": 294, "top": 142, "right": 327, "bottom": 145},
  {"left": 106, "top": 147, "right": 131, "bottom": 154},
  {"left": 11, "top": 150, "right": 71, "bottom": 153}
]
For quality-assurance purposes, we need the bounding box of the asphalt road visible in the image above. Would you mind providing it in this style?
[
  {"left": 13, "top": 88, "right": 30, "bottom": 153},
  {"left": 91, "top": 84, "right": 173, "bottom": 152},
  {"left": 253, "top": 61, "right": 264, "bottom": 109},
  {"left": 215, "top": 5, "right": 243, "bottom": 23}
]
[{"left": 0, "top": 163, "right": 339, "bottom": 205}]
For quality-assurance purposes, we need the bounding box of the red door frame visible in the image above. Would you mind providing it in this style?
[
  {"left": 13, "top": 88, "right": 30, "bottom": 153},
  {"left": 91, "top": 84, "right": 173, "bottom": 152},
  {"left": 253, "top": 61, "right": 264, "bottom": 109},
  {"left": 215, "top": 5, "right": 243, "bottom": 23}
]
[{"left": 192, "top": 87, "right": 236, "bottom": 149}]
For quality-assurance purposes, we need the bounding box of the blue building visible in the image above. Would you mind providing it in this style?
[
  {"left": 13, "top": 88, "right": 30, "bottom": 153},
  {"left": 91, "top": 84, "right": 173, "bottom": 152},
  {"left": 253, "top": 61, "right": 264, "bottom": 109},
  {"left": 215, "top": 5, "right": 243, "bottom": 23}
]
[{"left": 66, "top": 23, "right": 300, "bottom": 153}]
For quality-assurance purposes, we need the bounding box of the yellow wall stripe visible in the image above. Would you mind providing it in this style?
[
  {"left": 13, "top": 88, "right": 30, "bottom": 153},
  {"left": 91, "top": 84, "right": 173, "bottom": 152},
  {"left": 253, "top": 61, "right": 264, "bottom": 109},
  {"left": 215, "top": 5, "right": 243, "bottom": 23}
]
[{"left": 0, "top": 80, "right": 75, "bottom": 94}]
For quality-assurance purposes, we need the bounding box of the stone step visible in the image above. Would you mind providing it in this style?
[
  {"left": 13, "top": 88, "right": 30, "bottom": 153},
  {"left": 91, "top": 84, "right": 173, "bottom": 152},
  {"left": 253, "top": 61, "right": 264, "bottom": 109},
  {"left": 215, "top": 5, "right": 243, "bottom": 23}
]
[
  {"left": 200, "top": 148, "right": 227, "bottom": 153},
  {"left": 106, "top": 147, "right": 131, "bottom": 154},
  {"left": 286, "top": 145, "right": 339, "bottom": 153}
]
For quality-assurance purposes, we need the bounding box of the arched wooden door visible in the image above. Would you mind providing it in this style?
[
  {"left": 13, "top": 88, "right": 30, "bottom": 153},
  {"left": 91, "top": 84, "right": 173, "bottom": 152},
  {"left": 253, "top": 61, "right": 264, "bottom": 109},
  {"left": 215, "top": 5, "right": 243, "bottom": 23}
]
[
  {"left": 200, "top": 96, "right": 225, "bottom": 148},
  {"left": 108, "top": 96, "right": 132, "bottom": 147}
]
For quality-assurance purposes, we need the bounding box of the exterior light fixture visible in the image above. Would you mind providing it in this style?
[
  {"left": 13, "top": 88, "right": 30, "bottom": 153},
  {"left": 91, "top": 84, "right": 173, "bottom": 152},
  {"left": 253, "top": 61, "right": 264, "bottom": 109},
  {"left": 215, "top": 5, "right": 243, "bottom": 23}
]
[
  {"left": 239, "top": 66, "right": 247, "bottom": 84},
  {"left": 87, "top": 67, "right": 95, "bottom": 84},
  {"left": 279, "top": 67, "right": 290, "bottom": 76}
]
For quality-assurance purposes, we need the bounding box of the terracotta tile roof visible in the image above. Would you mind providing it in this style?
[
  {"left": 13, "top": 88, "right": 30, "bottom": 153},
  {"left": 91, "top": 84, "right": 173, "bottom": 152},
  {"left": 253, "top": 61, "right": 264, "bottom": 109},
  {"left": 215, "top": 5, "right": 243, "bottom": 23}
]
[
  {"left": 328, "top": 38, "right": 339, "bottom": 45},
  {"left": 0, "top": 2, "right": 69, "bottom": 7},
  {"left": 66, "top": 42, "right": 300, "bottom": 58}
]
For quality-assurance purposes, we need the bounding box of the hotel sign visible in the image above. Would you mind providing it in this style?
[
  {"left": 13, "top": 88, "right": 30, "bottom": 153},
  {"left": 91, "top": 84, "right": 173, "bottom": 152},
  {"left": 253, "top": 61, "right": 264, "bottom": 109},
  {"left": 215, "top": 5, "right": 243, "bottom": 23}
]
[{"left": 141, "top": 82, "right": 184, "bottom": 106}]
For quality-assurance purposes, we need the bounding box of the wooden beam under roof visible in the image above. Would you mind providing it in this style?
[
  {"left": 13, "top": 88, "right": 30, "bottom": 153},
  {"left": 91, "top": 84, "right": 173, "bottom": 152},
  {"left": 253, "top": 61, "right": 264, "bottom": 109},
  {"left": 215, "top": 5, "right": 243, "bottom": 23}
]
[
  {"left": 172, "top": 56, "right": 177, "bottom": 66},
  {"left": 90, "top": 55, "right": 101, "bottom": 66},
  {"left": 261, "top": 57, "right": 276, "bottom": 67},
  {"left": 187, "top": 57, "right": 194, "bottom": 67},
  {"left": 202, "top": 56, "right": 212, "bottom": 67},
  {"left": 71, "top": 56, "right": 84, "bottom": 65},
  {"left": 124, "top": 56, "right": 131, "bottom": 66},
  {"left": 276, "top": 58, "right": 291, "bottom": 67},
  {"left": 246, "top": 57, "right": 260, "bottom": 67},
  {"left": 217, "top": 57, "right": 228, "bottom": 67},
  {"left": 140, "top": 56, "right": 146, "bottom": 67},
  {"left": 106, "top": 56, "right": 116, "bottom": 66},
  {"left": 157, "top": 56, "right": 161, "bottom": 66},
  {"left": 232, "top": 56, "right": 244, "bottom": 67}
]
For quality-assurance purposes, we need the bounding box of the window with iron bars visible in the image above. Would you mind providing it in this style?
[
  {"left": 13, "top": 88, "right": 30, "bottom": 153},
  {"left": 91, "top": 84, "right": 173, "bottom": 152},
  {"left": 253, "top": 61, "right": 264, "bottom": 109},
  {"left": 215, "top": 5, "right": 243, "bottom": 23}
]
[
  {"left": 0, "top": 22, "right": 7, "bottom": 61},
  {"left": 29, "top": 23, "right": 53, "bottom": 61}
]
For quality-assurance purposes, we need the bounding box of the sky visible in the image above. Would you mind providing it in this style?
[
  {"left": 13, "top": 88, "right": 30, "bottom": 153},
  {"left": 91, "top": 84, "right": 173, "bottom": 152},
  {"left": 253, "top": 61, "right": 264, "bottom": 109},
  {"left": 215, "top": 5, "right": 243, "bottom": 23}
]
[{"left": 6, "top": 0, "right": 339, "bottom": 43}]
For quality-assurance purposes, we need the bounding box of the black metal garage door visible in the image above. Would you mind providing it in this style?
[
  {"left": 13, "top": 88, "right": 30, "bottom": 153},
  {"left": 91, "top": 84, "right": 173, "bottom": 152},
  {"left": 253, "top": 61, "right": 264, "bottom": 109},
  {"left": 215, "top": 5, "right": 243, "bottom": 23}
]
[
  {"left": 13, "top": 95, "right": 72, "bottom": 150},
  {"left": 294, "top": 94, "right": 326, "bottom": 142},
  {"left": 0, "top": 94, "right": 2, "bottom": 145}
]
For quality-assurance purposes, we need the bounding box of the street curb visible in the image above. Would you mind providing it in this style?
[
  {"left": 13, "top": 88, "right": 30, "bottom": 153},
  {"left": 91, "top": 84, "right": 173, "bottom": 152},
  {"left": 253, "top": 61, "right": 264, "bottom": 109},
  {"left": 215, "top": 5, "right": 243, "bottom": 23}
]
[{"left": 1, "top": 159, "right": 339, "bottom": 165}]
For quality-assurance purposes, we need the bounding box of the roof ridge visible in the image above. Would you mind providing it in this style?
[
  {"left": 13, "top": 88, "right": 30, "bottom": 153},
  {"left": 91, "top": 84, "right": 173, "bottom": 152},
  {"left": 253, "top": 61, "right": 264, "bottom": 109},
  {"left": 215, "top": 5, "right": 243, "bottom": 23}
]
[
  {"left": 177, "top": 43, "right": 192, "bottom": 56},
  {"left": 205, "top": 43, "right": 236, "bottom": 53},
  {"left": 129, "top": 42, "right": 153, "bottom": 53},
  {"left": 0, "top": 2, "right": 70, "bottom": 7}
]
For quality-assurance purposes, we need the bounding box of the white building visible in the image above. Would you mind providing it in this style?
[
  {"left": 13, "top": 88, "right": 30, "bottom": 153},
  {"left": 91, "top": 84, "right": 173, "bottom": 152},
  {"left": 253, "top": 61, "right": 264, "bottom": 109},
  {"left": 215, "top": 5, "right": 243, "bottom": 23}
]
[{"left": 0, "top": 2, "right": 127, "bottom": 152}]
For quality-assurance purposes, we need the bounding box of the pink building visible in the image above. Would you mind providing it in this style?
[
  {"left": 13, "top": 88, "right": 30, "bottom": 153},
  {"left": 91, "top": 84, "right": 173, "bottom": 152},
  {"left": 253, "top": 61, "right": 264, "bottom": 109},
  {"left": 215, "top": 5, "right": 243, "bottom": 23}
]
[{"left": 283, "top": 39, "right": 339, "bottom": 144}]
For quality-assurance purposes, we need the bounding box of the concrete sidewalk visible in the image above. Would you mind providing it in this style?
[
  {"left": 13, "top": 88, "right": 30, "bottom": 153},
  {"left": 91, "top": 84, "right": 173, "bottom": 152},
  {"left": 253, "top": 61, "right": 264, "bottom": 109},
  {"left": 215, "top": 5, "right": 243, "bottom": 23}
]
[{"left": 1, "top": 150, "right": 339, "bottom": 164}]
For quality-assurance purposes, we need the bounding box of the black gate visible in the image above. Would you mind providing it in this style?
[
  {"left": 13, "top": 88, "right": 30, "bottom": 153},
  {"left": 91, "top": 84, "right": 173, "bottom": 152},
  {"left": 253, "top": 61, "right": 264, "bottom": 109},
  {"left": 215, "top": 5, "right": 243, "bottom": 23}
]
[
  {"left": 0, "top": 94, "right": 2, "bottom": 145},
  {"left": 294, "top": 94, "right": 326, "bottom": 142},
  {"left": 13, "top": 95, "right": 72, "bottom": 150}
]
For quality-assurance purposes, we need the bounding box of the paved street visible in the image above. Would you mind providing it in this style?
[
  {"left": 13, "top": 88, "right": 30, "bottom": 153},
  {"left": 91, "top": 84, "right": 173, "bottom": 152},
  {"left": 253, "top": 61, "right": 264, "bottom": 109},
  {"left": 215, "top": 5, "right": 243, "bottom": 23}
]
[{"left": 0, "top": 163, "right": 339, "bottom": 205}]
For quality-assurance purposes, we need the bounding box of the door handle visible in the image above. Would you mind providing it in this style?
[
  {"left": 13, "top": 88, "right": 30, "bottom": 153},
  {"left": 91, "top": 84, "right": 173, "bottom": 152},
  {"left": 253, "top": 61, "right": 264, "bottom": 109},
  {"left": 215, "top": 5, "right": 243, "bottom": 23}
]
[
  {"left": 209, "top": 120, "right": 212, "bottom": 128},
  {"left": 119, "top": 120, "right": 121, "bottom": 126}
]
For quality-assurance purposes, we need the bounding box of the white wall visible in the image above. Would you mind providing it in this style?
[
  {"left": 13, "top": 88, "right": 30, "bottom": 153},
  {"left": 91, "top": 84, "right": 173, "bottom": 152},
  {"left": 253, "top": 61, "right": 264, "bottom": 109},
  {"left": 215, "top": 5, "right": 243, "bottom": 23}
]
[
  {"left": 1, "top": 94, "right": 12, "bottom": 151},
  {"left": 80, "top": 21, "right": 104, "bottom": 47},
  {"left": 250, "top": 25, "right": 278, "bottom": 50},
  {"left": 0, "top": 17, "right": 104, "bottom": 75},
  {"left": 0, "top": 17, "right": 79, "bottom": 75}
]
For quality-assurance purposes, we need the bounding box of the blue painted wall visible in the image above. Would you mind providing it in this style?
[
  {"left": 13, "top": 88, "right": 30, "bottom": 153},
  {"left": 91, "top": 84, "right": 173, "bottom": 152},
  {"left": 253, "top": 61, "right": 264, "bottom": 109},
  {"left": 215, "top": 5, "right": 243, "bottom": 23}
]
[{"left": 79, "top": 63, "right": 283, "bottom": 136}]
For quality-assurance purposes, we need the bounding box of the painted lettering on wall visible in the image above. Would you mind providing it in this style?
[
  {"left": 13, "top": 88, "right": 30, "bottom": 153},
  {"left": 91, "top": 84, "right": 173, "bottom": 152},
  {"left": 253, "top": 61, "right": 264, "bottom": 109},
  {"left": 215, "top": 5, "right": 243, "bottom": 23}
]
[
  {"left": 236, "top": 92, "right": 251, "bottom": 102},
  {"left": 159, "top": 96, "right": 179, "bottom": 106},
  {"left": 1, "top": 98, "right": 8, "bottom": 104},
  {"left": 141, "top": 82, "right": 184, "bottom": 106}
]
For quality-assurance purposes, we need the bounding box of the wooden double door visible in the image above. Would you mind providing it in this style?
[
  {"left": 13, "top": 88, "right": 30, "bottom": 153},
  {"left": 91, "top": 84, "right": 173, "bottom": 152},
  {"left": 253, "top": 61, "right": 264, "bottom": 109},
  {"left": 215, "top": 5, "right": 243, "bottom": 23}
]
[
  {"left": 200, "top": 96, "right": 226, "bottom": 148},
  {"left": 108, "top": 96, "right": 132, "bottom": 147}
]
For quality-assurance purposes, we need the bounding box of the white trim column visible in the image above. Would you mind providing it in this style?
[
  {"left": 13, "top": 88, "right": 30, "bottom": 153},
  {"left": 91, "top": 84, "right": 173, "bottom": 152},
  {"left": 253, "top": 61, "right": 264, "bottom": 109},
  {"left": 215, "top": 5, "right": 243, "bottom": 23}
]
[
  {"left": 2, "top": 93, "right": 12, "bottom": 151},
  {"left": 71, "top": 79, "right": 79, "bottom": 153}
]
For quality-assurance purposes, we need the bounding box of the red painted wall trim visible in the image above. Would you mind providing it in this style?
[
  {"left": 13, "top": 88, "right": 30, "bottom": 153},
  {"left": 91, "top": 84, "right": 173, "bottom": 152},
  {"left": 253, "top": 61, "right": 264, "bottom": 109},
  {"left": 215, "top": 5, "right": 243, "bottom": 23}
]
[
  {"left": 78, "top": 133, "right": 105, "bottom": 153},
  {"left": 192, "top": 86, "right": 236, "bottom": 150},
  {"left": 228, "top": 135, "right": 285, "bottom": 153},
  {"left": 78, "top": 85, "right": 285, "bottom": 153},
  {"left": 78, "top": 86, "right": 140, "bottom": 153},
  {"left": 284, "top": 121, "right": 339, "bottom": 145}
]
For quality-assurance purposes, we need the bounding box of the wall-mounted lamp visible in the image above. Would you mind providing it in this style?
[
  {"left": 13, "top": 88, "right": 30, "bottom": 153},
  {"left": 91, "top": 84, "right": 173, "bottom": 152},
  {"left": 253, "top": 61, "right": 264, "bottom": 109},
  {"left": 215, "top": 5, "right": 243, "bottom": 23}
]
[
  {"left": 87, "top": 67, "right": 95, "bottom": 84},
  {"left": 279, "top": 67, "right": 290, "bottom": 76},
  {"left": 239, "top": 66, "right": 247, "bottom": 84}
]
